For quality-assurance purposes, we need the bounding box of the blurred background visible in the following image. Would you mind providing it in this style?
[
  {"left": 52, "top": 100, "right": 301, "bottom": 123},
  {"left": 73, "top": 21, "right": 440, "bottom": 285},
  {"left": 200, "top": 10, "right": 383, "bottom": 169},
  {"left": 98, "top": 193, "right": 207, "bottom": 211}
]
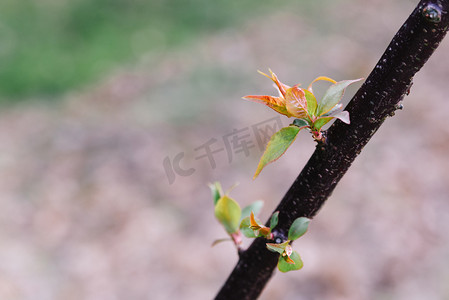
[{"left": 0, "top": 0, "right": 449, "bottom": 299}]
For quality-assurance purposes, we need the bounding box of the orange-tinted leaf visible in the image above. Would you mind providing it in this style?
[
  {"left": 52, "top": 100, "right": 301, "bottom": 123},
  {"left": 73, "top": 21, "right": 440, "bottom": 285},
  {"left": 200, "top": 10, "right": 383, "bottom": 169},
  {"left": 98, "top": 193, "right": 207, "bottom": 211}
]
[
  {"left": 248, "top": 211, "right": 271, "bottom": 237},
  {"left": 278, "top": 251, "right": 304, "bottom": 272},
  {"left": 240, "top": 217, "right": 257, "bottom": 238},
  {"left": 284, "top": 255, "right": 295, "bottom": 264},
  {"left": 285, "top": 86, "right": 308, "bottom": 119},
  {"left": 242, "top": 95, "right": 284, "bottom": 107},
  {"left": 249, "top": 211, "right": 261, "bottom": 230},
  {"left": 259, "top": 227, "right": 271, "bottom": 236},
  {"left": 307, "top": 76, "right": 337, "bottom": 94},
  {"left": 258, "top": 69, "right": 290, "bottom": 97},
  {"left": 243, "top": 95, "right": 291, "bottom": 117}
]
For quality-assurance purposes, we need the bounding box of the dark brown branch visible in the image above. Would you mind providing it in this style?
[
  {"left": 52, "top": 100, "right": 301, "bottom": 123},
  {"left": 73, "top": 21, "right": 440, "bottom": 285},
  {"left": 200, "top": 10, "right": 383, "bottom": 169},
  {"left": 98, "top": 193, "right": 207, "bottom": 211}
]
[{"left": 215, "top": 1, "right": 449, "bottom": 299}]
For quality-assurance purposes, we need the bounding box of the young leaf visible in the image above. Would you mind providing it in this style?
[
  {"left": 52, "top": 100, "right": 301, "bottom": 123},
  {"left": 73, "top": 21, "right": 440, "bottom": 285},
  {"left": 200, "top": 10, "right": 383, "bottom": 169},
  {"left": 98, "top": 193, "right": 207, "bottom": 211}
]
[
  {"left": 292, "top": 118, "right": 309, "bottom": 128},
  {"left": 247, "top": 212, "right": 271, "bottom": 237},
  {"left": 266, "top": 241, "right": 289, "bottom": 255},
  {"left": 304, "top": 89, "right": 317, "bottom": 116},
  {"left": 241, "top": 200, "right": 264, "bottom": 220},
  {"left": 249, "top": 211, "right": 261, "bottom": 230},
  {"left": 288, "top": 217, "right": 311, "bottom": 241},
  {"left": 211, "top": 238, "right": 232, "bottom": 247},
  {"left": 307, "top": 76, "right": 337, "bottom": 94},
  {"left": 214, "top": 196, "right": 241, "bottom": 234},
  {"left": 257, "top": 69, "right": 290, "bottom": 97},
  {"left": 258, "top": 227, "right": 272, "bottom": 237},
  {"left": 243, "top": 95, "right": 291, "bottom": 117},
  {"left": 321, "top": 103, "right": 343, "bottom": 117},
  {"left": 285, "top": 86, "right": 308, "bottom": 119},
  {"left": 270, "top": 211, "right": 279, "bottom": 230},
  {"left": 254, "top": 125, "right": 301, "bottom": 178},
  {"left": 317, "top": 78, "right": 363, "bottom": 116},
  {"left": 329, "top": 110, "right": 350, "bottom": 124},
  {"left": 313, "top": 116, "right": 333, "bottom": 131},
  {"left": 240, "top": 217, "right": 257, "bottom": 238},
  {"left": 209, "top": 182, "right": 223, "bottom": 206},
  {"left": 278, "top": 251, "right": 303, "bottom": 272},
  {"left": 313, "top": 110, "right": 350, "bottom": 132}
]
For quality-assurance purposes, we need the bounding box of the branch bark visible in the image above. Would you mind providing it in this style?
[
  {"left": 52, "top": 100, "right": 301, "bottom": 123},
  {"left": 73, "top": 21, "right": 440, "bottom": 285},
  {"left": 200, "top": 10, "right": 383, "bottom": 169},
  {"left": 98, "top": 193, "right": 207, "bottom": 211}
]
[{"left": 215, "top": 1, "right": 449, "bottom": 299}]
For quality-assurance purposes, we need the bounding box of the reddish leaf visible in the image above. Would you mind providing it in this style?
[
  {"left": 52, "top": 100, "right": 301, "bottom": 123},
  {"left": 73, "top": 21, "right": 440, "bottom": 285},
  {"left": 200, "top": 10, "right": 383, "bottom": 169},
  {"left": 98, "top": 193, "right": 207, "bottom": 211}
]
[
  {"left": 242, "top": 95, "right": 291, "bottom": 117},
  {"left": 285, "top": 86, "right": 308, "bottom": 119}
]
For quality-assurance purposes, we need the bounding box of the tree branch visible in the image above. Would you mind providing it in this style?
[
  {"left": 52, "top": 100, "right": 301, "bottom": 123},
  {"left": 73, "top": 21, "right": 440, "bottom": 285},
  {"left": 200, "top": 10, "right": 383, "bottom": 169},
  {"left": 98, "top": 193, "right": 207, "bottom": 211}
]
[{"left": 215, "top": 1, "right": 449, "bottom": 299}]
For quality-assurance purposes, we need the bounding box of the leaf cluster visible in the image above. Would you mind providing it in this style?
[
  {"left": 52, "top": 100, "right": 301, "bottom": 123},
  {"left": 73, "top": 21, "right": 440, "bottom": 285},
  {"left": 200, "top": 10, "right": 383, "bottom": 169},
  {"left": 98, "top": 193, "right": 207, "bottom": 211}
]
[
  {"left": 265, "top": 216, "right": 310, "bottom": 272},
  {"left": 244, "top": 70, "right": 362, "bottom": 177},
  {"left": 211, "top": 182, "right": 310, "bottom": 272}
]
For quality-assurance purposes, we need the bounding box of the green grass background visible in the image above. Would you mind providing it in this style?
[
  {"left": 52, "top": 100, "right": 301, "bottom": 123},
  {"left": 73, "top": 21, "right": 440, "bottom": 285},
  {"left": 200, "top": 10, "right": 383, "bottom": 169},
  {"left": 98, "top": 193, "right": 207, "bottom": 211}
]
[{"left": 0, "top": 0, "right": 322, "bottom": 101}]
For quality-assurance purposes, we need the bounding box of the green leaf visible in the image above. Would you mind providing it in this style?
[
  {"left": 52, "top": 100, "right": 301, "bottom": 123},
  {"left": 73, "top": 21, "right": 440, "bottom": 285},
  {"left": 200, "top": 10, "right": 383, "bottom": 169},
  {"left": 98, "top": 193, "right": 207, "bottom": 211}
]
[
  {"left": 292, "top": 118, "right": 309, "bottom": 128},
  {"left": 288, "top": 217, "right": 311, "bottom": 241},
  {"left": 270, "top": 211, "right": 279, "bottom": 230},
  {"left": 317, "top": 78, "right": 363, "bottom": 116},
  {"left": 214, "top": 195, "right": 241, "bottom": 234},
  {"left": 209, "top": 182, "right": 223, "bottom": 206},
  {"left": 241, "top": 200, "right": 264, "bottom": 220},
  {"left": 240, "top": 217, "right": 257, "bottom": 238},
  {"left": 313, "top": 110, "right": 350, "bottom": 132},
  {"left": 304, "top": 89, "right": 317, "bottom": 116},
  {"left": 266, "top": 241, "right": 289, "bottom": 255},
  {"left": 254, "top": 125, "right": 301, "bottom": 178},
  {"left": 313, "top": 116, "right": 333, "bottom": 131},
  {"left": 278, "top": 251, "right": 303, "bottom": 272}
]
